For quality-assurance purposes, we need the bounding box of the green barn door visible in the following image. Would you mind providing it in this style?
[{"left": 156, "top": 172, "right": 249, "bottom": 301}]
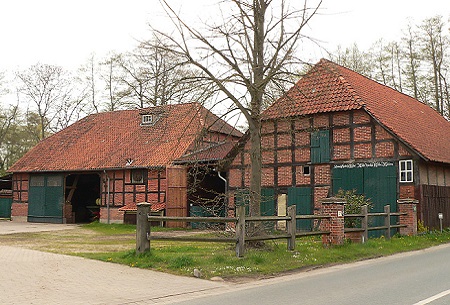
[
  {"left": 363, "top": 166, "right": 397, "bottom": 237},
  {"left": 333, "top": 165, "right": 397, "bottom": 237},
  {"left": 28, "top": 175, "right": 64, "bottom": 223},
  {"left": 288, "top": 187, "right": 312, "bottom": 230}
]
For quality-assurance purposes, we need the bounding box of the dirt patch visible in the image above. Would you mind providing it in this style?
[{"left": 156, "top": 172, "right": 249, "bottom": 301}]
[{"left": 0, "top": 227, "right": 206, "bottom": 254}]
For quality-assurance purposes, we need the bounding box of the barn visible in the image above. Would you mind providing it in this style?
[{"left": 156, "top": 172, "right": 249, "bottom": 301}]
[
  {"left": 228, "top": 59, "right": 450, "bottom": 230},
  {"left": 9, "top": 102, "right": 242, "bottom": 224}
]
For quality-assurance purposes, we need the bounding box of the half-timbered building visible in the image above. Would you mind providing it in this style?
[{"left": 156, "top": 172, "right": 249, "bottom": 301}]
[
  {"left": 9, "top": 102, "right": 241, "bottom": 224},
  {"left": 228, "top": 59, "right": 450, "bottom": 230}
]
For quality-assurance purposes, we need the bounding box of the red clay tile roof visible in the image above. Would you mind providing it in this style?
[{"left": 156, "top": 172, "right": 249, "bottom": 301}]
[
  {"left": 9, "top": 102, "right": 242, "bottom": 172},
  {"left": 175, "top": 141, "right": 239, "bottom": 163},
  {"left": 264, "top": 59, "right": 450, "bottom": 164}
]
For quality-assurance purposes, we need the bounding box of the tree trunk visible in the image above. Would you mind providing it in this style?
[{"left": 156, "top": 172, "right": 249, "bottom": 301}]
[{"left": 248, "top": 116, "right": 262, "bottom": 217}]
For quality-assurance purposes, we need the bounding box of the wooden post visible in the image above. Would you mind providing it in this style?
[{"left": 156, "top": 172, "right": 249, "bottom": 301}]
[
  {"left": 384, "top": 205, "right": 391, "bottom": 240},
  {"left": 136, "top": 202, "right": 151, "bottom": 254},
  {"left": 236, "top": 206, "right": 245, "bottom": 257},
  {"left": 361, "top": 205, "right": 368, "bottom": 243},
  {"left": 287, "top": 205, "right": 296, "bottom": 251}
]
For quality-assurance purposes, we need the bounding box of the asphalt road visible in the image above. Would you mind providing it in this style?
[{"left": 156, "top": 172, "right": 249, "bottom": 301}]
[{"left": 174, "top": 244, "right": 450, "bottom": 305}]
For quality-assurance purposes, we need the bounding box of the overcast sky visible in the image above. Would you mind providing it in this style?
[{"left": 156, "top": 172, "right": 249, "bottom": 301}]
[{"left": 0, "top": 0, "right": 448, "bottom": 71}]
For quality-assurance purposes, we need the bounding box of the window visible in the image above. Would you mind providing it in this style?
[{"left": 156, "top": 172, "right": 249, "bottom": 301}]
[
  {"left": 131, "top": 169, "right": 145, "bottom": 184},
  {"left": 30, "top": 176, "right": 45, "bottom": 187},
  {"left": 141, "top": 113, "right": 161, "bottom": 126},
  {"left": 303, "top": 165, "right": 310, "bottom": 176},
  {"left": 399, "top": 160, "right": 413, "bottom": 183},
  {"left": 141, "top": 114, "right": 154, "bottom": 125}
]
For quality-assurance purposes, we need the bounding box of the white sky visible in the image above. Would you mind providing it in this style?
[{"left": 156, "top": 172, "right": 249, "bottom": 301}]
[{"left": 0, "top": 0, "right": 448, "bottom": 71}]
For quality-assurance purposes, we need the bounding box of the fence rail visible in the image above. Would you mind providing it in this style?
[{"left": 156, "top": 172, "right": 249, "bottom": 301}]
[
  {"left": 136, "top": 203, "right": 408, "bottom": 257},
  {"left": 344, "top": 205, "right": 407, "bottom": 241}
]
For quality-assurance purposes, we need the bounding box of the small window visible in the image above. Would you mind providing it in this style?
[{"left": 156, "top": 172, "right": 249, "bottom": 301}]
[
  {"left": 30, "top": 176, "right": 45, "bottom": 187},
  {"left": 399, "top": 160, "right": 413, "bottom": 183},
  {"left": 303, "top": 166, "right": 310, "bottom": 176},
  {"left": 141, "top": 114, "right": 154, "bottom": 125},
  {"left": 47, "top": 176, "right": 62, "bottom": 187},
  {"left": 131, "top": 169, "right": 145, "bottom": 184}
]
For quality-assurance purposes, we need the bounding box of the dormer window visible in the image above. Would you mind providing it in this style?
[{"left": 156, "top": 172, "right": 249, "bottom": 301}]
[
  {"left": 141, "top": 114, "right": 154, "bottom": 125},
  {"left": 140, "top": 110, "right": 163, "bottom": 126}
]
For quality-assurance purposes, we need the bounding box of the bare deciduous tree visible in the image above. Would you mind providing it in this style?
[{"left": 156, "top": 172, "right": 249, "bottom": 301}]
[
  {"left": 16, "top": 63, "right": 72, "bottom": 139},
  {"left": 155, "top": 0, "right": 322, "bottom": 216}
]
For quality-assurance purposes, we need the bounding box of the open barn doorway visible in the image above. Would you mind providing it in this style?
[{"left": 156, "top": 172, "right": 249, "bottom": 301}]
[{"left": 65, "top": 174, "right": 101, "bottom": 223}]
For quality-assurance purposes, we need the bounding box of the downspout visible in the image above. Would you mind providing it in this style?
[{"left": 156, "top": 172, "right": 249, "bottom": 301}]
[
  {"left": 217, "top": 171, "right": 228, "bottom": 214},
  {"left": 103, "top": 170, "right": 110, "bottom": 224}
]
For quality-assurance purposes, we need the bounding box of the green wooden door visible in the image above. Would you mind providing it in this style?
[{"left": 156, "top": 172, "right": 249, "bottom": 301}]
[
  {"left": 261, "top": 188, "right": 275, "bottom": 216},
  {"left": 288, "top": 187, "right": 312, "bottom": 230},
  {"left": 0, "top": 196, "right": 12, "bottom": 218},
  {"left": 235, "top": 188, "right": 275, "bottom": 217},
  {"left": 333, "top": 165, "right": 397, "bottom": 237},
  {"left": 28, "top": 175, "right": 64, "bottom": 223}
]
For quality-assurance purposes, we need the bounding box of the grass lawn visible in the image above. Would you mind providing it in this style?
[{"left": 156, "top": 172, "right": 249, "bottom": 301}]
[
  {"left": 2, "top": 222, "right": 450, "bottom": 281},
  {"left": 78, "top": 223, "right": 450, "bottom": 280}
]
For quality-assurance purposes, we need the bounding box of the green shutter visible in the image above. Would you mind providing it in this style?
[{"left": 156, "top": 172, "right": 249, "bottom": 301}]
[{"left": 311, "top": 130, "right": 330, "bottom": 163}]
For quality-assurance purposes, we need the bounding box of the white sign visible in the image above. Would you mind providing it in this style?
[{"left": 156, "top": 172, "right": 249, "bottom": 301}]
[{"left": 334, "top": 162, "right": 394, "bottom": 169}]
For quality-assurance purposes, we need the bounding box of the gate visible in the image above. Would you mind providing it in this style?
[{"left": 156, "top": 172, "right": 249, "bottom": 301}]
[
  {"left": 420, "top": 185, "right": 450, "bottom": 229},
  {"left": 28, "top": 175, "right": 64, "bottom": 223}
]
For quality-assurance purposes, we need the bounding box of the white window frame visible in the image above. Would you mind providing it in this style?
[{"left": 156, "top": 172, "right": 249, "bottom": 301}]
[
  {"left": 141, "top": 114, "right": 153, "bottom": 125},
  {"left": 399, "top": 160, "right": 413, "bottom": 183}
]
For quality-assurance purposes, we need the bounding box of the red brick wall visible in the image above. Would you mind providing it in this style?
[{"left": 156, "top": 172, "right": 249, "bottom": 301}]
[
  {"left": 333, "top": 128, "right": 350, "bottom": 143},
  {"left": 278, "top": 166, "right": 292, "bottom": 186},
  {"left": 354, "top": 143, "right": 372, "bottom": 159},
  {"left": 353, "top": 126, "right": 371, "bottom": 142},
  {"left": 99, "top": 207, "right": 124, "bottom": 224}
]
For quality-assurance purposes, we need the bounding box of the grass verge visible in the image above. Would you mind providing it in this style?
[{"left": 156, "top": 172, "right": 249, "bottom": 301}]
[
  {"left": 78, "top": 224, "right": 450, "bottom": 281},
  {"left": 2, "top": 222, "right": 450, "bottom": 281}
]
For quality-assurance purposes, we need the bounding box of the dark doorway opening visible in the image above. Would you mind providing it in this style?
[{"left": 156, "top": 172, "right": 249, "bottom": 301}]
[
  {"left": 65, "top": 174, "right": 101, "bottom": 223},
  {"left": 188, "top": 167, "right": 226, "bottom": 228}
]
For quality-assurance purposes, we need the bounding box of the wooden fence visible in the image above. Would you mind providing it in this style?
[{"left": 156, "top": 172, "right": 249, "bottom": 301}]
[
  {"left": 345, "top": 205, "right": 407, "bottom": 242},
  {"left": 136, "top": 203, "right": 407, "bottom": 257}
]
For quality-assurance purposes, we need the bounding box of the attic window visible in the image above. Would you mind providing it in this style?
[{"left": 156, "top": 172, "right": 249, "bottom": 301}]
[
  {"left": 131, "top": 169, "right": 145, "bottom": 184},
  {"left": 141, "top": 114, "right": 155, "bottom": 125}
]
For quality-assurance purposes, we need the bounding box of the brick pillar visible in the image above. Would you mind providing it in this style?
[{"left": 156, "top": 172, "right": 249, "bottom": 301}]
[
  {"left": 320, "top": 197, "right": 346, "bottom": 245},
  {"left": 398, "top": 198, "right": 418, "bottom": 236}
]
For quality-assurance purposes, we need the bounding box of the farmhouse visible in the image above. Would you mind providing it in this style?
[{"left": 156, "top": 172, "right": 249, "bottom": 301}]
[
  {"left": 9, "top": 102, "right": 242, "bottom": 224},
  {"left": 228, "top": 59, "right": 450, "bottom": 230}
]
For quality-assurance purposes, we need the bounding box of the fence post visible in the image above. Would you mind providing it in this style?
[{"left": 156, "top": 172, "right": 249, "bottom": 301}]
[
  {"left": 287, "top": 205, "right": 296, "bottom": 251},
  {"left": 236, "top": 206, "right": 246, "bottom": 257},
  {"left": 361, "top": 205, "right": 368, "bottom": 243},
  {"left": 136, "top": 202, "right": 151, "bottom": 254},
  {"left": 384, "top": 205, "right": 391, "bottom": 240}
]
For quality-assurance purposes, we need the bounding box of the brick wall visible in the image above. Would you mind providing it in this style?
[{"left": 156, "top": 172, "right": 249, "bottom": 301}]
[
  {"left": 99, "top": 207, "right": 124, "bottom": 224},
  {"left": 11, "top": 203, "right": 28, "bottom": 222}
]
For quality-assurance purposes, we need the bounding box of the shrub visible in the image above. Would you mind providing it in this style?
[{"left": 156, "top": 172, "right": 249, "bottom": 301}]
[{"left": 336, "top": 189, "right": 373, "bottom": 228}]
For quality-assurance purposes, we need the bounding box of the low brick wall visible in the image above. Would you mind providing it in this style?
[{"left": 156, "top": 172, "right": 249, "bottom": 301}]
[
  {"left": 11, "top": 203, "right": 28, "bottom": 222},
  {"left": 99, "top": 207, "right": 124, "bottom": 224}
]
